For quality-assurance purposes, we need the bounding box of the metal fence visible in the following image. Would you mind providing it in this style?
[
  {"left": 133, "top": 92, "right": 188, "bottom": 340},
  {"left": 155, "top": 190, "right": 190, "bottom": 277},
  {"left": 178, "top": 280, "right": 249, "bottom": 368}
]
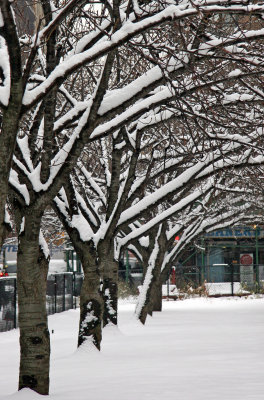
[
  {"left": 46, "top": 272, "right": 83, "bottom": 315},
  {"left": 118, "top": 268, "right": 143, "bottom": 286},
  {"left": 0, "top": 277, "right": 16, "bottom": 332},
  {"left": 173, "top": 264, "right": 264, "bottom": 296},
  {"left": 0, "top": 273, "right": 83, "bottom": 332}
]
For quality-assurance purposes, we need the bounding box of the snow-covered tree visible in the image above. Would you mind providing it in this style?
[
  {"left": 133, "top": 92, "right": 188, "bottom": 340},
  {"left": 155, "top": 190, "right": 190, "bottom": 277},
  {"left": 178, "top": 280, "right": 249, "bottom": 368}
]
[
  {"left": 134, "top": 182, "right": 264, "bottom": 324},
  {"left": 2, "top": 0, "right": 264, "bottom": 395},
  {"left": 53, "top": 116, "right": 264, "bottom": 351}
]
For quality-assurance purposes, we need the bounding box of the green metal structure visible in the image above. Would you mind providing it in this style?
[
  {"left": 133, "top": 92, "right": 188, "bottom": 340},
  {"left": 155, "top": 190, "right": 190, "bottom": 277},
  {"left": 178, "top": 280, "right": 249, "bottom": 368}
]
[{"left": 65, "top": 244, "right": 82, "bottom": 273}]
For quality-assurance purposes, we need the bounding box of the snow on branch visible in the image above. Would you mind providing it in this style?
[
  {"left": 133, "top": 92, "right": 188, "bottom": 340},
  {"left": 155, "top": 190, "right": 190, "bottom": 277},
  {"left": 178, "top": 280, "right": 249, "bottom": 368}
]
[
  {"left": 21, "top": 1, "right": 264, "bottom": 108},
  {"left": 78, "top": 164, "right": 107, "bottom": 206},
  {"left": 9, "top": 169, "right": 30, "bottom": 205},
  {"left": 118, "top": 141, "right": 242, "bottom": 228},
  {"left": 39, "top": 230, "right": 50, "bottom": 260},
  {"left": 118, "top": 184, "right": 213, "bottom": 247},
  {"left": 0, "top": 36, "right": 10, "bottom": 106},
  {"left": 54, "top": 188, "right": 94, "bottom": 242}
]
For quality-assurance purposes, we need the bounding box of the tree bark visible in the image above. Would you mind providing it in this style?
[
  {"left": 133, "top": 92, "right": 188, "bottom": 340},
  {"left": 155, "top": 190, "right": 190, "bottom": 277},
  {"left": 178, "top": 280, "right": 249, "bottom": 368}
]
[
  {"left": 0, "top": 0, "right": 23, "bottom": 247},
  {"left": 149, "top": 277, "right": 162, "bottom": 312},
  {"left": 136, "top": 259, "right": 161, "bottom": 324},
  {"left": 136, "top": 226, "right": 166, "bottom": 324},
  {"left": 78, "top": 243, "right": 103, "bottom": 350},
  {"left": 100, "top": 246, "right": 118, "bottom": 327},
  {"left": 0, "top": 85, "right": 22, "bottom": 247},
  {"left": 17, "top": 213, "right": 50, "bottom": 395},
  {"left": 53, "top": 198, "right": 104, "bottom": 350}
]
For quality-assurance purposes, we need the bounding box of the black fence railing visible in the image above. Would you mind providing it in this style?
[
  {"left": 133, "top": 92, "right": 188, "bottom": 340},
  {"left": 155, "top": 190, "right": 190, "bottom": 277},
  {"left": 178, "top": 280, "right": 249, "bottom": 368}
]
[
  {"left": 118, "top": 268, "right": 143, "bottom": 286},
  {"left": 46, "top": 272, "right": 83, "bottom": 315},
  {"left": 0, "top": 273, "right": 83, "bottom": 332},
  {"left": 0, "top": 277, "right": 16, "bottom": 332},
  {"left": 172, "top": 264, "right": 264, "bottom": 296}
]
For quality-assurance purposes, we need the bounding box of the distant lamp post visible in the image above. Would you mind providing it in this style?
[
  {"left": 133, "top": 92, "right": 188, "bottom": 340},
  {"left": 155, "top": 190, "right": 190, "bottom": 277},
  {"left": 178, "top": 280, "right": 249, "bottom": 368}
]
[
  {"left": 125, "top": 250, "right": 129, "bottom": 284},
  {"left": 253, "top": 225, "right": 259, "bottom": 288},
  {"left": 253, "top": 225, "right": 259, "bottom": 265}
]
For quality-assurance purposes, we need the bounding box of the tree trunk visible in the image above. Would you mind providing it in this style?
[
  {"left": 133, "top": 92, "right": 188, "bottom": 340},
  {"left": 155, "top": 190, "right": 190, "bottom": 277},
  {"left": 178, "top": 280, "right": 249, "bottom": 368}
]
[
  {"left": 101, "top": 248, "right": 118, "bottom": 327},
  {"left": 17, "top": 213, "right": 50, "bottom": 395},
  {"left": 136, "top": 260, "right": 160, "bottom": 325},
  {"left": 149, "top": 277, "right": 162, "bottom": 312},
  {"left": 78, "top": 243, "right": 103, "bottom": 350},
  {"left": 0, "top": 93, "right": 22, "bottom": 247},
  {"left": 136, "top": 226, "right": 166, "bottom": 324},
  {"left": 0, "top": 2, "right": 22, "bottom": 247}
]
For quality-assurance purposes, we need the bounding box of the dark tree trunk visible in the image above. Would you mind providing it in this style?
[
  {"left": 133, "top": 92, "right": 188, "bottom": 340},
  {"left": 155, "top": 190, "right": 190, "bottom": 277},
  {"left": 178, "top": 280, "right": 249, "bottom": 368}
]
[
  {"left": 78, "top": 243, "right": 103, "bottom": 350},
  {"left": 0, "top": 87, "right": 22, "bottom": 248},
  {"left": 101, "top": 249, "right": 118, "bottom": 327},
  {"left": 149, "top": 277, "right": 162, "bottom": 312},
  {"left": 17, "top": 213, "right": 50, "bottom": 395},
  {"left": 0, "top": 1, "right": 22, "bottom": 247},
  {"left": 137, "top": 226, "right": 167, "bottom": 324},
  {"left": 54, "top": 197, "right": 104, "bottom": 350},
  {"left": 137, "top": 260, "right": 161, "bottom": 325},
  {"left": 147, "top": 276, "right": 162, "bottom": 316}
]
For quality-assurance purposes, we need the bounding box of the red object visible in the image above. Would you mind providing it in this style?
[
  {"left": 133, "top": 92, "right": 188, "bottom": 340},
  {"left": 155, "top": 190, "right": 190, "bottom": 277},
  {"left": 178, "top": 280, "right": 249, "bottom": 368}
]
[
  {"left": 175, "top": 236, "right": 180, "bottom": 241},
  {"left": 240, "top": 254, "right": 253, "bottom": 265},
  {"left": 0, "top": 271, "right": 8, "bottom": 277},
  {"left": 171, "top": 267, "right": 176, "bottom": 284}
]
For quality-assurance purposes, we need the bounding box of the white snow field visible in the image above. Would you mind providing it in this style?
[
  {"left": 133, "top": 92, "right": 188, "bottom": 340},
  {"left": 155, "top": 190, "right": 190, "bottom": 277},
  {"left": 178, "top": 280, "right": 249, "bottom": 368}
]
[{"left": 0, "top": 297, "right": 264, "bottom": 400}]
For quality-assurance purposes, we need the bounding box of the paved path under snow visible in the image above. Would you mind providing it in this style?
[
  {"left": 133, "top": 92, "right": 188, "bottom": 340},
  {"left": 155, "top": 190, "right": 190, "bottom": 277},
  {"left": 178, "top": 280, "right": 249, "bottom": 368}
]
[{"left": 0, "top": 297, "right": 264, "bottom": 400}]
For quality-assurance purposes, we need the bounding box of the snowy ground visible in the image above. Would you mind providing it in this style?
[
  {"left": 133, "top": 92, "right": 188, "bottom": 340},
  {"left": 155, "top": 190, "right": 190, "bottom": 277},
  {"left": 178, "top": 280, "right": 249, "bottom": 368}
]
[
  {"left": 205, "top": 282, "right": 250, "bottom": 296},
  {"left": 160, "top": 282, "right": 251, "bottom": 298},
  {"left": 0, "top": 297, "right": 264, "bottom": 400}
]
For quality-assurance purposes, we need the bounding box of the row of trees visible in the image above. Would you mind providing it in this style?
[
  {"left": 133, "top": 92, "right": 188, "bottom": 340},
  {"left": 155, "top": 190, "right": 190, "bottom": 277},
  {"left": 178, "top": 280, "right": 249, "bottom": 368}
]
[{"left": 1, "top": 0, "right": 264, "bottom": 395}]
